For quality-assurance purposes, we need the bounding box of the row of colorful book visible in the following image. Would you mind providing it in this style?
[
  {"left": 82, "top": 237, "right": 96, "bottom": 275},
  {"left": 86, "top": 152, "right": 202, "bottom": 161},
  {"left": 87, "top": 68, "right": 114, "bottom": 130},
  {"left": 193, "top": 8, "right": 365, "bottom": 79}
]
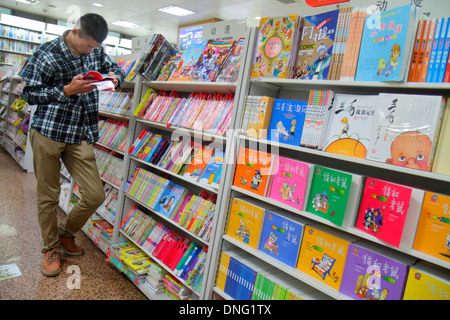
[
  {"left": 409, "top": 16, "right": 450, "bottom": 83},
  {"left": 98, "top": 90, "right": 133, "bottom": 117},
  {"left": 134, "top": 88, "right": 234, "bottom": 136},
  {"left": 119, "top": 205, "right": 208, "bottom": 293},
  {"left": 232, "top": 147, "right": 450, "bottom": 258},
  {"left": 216, "top": 249, "right": 330, "bottom": 300},
  {"left": 219, "top": 224, "right": 449, "bottom": 300},
  {"left": 97, "top": 118, "right": 128, "bottom": 152},
  {"left": 155, "top": 37, "right": 245, "bottom": 83},
  {"left": 124, "top": 166, "right": 216, "bottom": 242},
  {"left": 93, "top": 145, "right": 123, "bottom": 188},
  {"left": 128, "top": 130, "right": 224, "bottom": 190},
  {"left": 250, "top": 4, "right": 436, "bottom": 83},
  {"left": 82, "top": 215, "right": 113, "bottom": 254},
  {"left": 114, "top": 58, "right": 140, "bottom": 82},
  {"left": 241, "top": 90, "right": 449, "bottom": 175}
]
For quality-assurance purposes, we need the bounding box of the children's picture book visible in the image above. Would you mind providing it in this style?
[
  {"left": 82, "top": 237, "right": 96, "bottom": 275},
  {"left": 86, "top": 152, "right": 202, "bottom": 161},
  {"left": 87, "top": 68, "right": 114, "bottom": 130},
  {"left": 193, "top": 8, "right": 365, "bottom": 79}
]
[
  {"left": 151, "top": 181, "right": 189, "bottom": 219},
  {"left": 354, "top": 177, "right": 413, "bottom": 248},
  {"left": 292, "top": 9, "right": 340, "bottom": 80},
  {"left": 297, "top": 224, "right": 357, "bottom": 290},
  {"left": 413, "top": 191, "right": 450, "bottom": 263},
  {"left": 403, "top": 262, "right": 450, "bottom": 300},
  {"left": 216, "top": 37, "right": 245, "bottom": 83},
  {"left": 340, "top": 241, "right": 414, "bottom": 300},
  {"left": 323, "top": 93, "right": 378, "bottom": 159},
  {"left": 188, "top": 39, "right": 236, "bottom": 82},
  {"left": 155, "top": 55, "right": 181, "bottom": 81},
  {"left": 258, "top": 210, "right": 307, "bottom": 268},
  {"left": 168, "top": 41, "right": 207, "bottom": 81},
  {"left": 198, "top": 150, "right": 225, "bottom": 189},
  {"left": 233, "top": 148, "right": 275, "bottom": 197},
  {"left": 366, "top": 93, "right": 446, "bottom": 172},
  {"left": 267, "top": 98, "right": 308, "bottom": 147},
  {"left": 354, "top": 4, "right": 418, "bottom": 82},
  {"left": 251, "top": 15, "right": 301, "bottom": 79},
  {"left": 183, "top": 145, "right": 214, "bottom": 182},
  {"left": 246, "top": 96, "right": 275, "bottom": 140},
  {"left": 300, "top": 89, "right": 335, "bottom": 150},
  {"left": 268, "top": 156, "right": 313, "bottom": 211},
  {"left": 225, "top": 197, "right": 267, "bottom": 249},
  {"left": 305, "top": 166, "right": 354, "bottom": 227}
]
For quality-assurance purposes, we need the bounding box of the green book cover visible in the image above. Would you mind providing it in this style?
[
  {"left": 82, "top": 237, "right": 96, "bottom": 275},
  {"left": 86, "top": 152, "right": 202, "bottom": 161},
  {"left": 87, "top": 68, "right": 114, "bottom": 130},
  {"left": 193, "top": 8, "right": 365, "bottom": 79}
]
[{"left": 305, "top": 166, "right": 352, "bottom": 226}]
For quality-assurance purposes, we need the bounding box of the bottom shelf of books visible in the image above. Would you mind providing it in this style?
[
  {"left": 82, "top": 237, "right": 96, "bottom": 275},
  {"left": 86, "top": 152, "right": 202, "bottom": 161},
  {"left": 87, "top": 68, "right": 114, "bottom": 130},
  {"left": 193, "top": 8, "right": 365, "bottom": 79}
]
[{"left": 212, "top": 144, "right": 450, "bottom": 300}]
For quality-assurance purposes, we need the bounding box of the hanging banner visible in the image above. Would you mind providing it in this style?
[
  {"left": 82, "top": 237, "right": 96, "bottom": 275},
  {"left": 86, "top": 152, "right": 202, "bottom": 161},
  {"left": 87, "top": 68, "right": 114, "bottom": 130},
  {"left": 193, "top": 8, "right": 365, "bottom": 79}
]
[{"left": 305, "top": 0, "right": 349, "bottom": 7}]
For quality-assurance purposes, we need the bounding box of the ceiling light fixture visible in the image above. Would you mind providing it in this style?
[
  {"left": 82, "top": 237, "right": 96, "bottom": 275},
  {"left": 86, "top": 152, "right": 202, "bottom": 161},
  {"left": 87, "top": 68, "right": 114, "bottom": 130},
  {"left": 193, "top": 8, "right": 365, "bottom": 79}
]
[
  {"left": 92, "top": 2, "right": 104, "bottom": 7},
  {"left": 158, "top": 6, "right": 196, "bottom": 17},
  {"left": 15, "top": 0, "right": 40, "bottom": 4},
  {"left": 111, "top": 20, "right": 139, "bottom": 29}
]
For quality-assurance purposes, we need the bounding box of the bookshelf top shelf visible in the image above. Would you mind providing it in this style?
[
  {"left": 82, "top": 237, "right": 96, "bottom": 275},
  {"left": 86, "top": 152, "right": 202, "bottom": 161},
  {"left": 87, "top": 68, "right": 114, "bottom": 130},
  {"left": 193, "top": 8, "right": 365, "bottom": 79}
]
[{"left": 250, "top": 78, "right": 450, "bottom": 94}]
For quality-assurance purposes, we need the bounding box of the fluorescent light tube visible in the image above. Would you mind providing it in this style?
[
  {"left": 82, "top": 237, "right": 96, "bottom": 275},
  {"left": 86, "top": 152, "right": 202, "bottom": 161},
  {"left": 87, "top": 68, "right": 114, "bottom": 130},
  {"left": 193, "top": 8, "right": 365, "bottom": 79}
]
[{"left": 158, "top": 6, "right": 196, "bottom": 16}]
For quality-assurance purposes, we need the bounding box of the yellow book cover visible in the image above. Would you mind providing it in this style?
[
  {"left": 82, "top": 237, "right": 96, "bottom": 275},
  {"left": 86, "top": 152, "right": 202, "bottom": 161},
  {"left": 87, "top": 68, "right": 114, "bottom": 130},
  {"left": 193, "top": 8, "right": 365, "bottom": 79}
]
[
  {"left": 296, "top": 225, "right": 356, "bottom": 291},
  {"left": 225, "top": 198, "right": 266, "bottom": 249},
  {"left": 216, "top": 252, "right": 230, "bottom": 291},
  {"left": 247, "top": 96, "right": 275, "bottom": 140},
  {"left": 431, "top": 99, "right": 450, "bottom": 175},
  {"left": 413, "top": 191, "right": 450, "bottom": 263},
  {"left": 403, "top": 262, "right": 450, "bottom": 300}
]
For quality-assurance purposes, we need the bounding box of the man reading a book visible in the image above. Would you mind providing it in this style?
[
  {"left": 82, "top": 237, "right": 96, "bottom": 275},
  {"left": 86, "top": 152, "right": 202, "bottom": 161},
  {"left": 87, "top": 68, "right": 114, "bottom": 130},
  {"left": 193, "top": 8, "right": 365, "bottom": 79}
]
[{"left": 21, "top": 13, "right": 125, "bottom": 277}]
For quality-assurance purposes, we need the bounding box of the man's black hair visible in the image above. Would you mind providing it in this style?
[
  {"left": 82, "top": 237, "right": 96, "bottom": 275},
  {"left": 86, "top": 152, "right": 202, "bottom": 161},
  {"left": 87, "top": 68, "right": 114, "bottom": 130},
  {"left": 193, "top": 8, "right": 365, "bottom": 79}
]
[{"left": 78, "top": 13, "right": 108, "bottom": 43}]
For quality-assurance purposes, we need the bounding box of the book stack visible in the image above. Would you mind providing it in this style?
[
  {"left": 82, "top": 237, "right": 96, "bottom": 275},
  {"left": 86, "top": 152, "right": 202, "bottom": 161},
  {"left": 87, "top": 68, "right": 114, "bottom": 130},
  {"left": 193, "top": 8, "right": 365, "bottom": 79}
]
[
  {"left": 215, "top": 37, "right": 245, "bottom": 83},
  {"left": 138, "top": 90, "right": 234, "bottom": 135},
  {"left": 97, "top": 118, "right": 128, "bottom": 152},
  {"left": 136, "top": 34, "right": 177, "bottom": 81},
  {"left": 155, "top": 55, "right": 181, "bottom": 81},
  {"left": 98, "top": 91, "right": 133, "bottom": 117},
  {"left": 409, "top": 16, "right": 450, "bottom": 83},
  {"left": 128, "top": 129, "right": 168, "bottom": 164},
  {"left": 120, "top": 205, "right": 158, "bottom": 246},
  {"left": 163, "top": 274, "right": 192, "bottom": 300},
  {"left": 93, "top": 145, "right": 123, "bottom": 187},
  {"left": 97, "top": 185, "right": 118, "bottom": 224},
  {"left": 144, "top": 263, "right": 168, "bottom": 295},
  {"left": 125, "top": 167, "right": 169, "bottom": 208},
  {"left": 217, "top": 250, "right": 330, "bottom": 300}
]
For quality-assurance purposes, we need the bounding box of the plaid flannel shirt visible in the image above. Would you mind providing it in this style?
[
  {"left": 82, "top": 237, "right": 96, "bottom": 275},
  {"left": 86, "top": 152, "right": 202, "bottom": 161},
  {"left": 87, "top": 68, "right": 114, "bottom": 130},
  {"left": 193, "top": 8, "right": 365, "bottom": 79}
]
[{"left": 22, "top": 31, "right": 125, "bottom": 144}]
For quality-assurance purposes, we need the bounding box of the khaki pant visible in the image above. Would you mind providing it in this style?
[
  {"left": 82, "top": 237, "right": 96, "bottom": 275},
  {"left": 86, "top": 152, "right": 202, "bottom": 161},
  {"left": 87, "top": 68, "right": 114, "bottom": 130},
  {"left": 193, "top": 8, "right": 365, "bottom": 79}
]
[{"left": 29, "top": 129, "right": 105, "bottom": 253}]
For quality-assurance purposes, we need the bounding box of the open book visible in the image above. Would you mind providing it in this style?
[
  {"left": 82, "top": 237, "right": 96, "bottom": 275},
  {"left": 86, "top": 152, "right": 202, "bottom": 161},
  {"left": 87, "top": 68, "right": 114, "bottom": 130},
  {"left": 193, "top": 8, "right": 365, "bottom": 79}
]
[{"left": 82, "top": 71, "right": 115, "bottom": 91}]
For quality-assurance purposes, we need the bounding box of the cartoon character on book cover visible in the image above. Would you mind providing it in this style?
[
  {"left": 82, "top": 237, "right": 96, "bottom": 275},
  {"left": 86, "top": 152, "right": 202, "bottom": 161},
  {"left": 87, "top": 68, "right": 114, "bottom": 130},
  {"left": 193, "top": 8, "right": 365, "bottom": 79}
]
[
  {"left": 251, "top": 15, "right": 299, "bottom": 79},
  {"left": 367, "top": 93, "right": 445, "bottom": 172},
  {"left": 323, "top": 94, "right": 378, "bottom": 159},
  {"left": 216, "top": 38, "right": 245, "bottom": 83},
  {"left": 355, "top": 178, "right": 412, "bottom": 248},
  {"left": 355, "top": 4, "right": 416, "bottom": 82},
  {"left": 292, "top": 9, "right": 339, "bottom": 80}
]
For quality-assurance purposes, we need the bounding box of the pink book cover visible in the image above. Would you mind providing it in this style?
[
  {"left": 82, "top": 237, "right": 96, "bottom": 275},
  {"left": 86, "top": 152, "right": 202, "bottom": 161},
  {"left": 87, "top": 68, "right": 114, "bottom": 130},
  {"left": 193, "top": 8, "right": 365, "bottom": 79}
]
[
  {"left": 354, "top": 177, "right": 412, "bottom": 248},
  {"left": 268, "top": 156, "right": 312, "bottom": 211}
]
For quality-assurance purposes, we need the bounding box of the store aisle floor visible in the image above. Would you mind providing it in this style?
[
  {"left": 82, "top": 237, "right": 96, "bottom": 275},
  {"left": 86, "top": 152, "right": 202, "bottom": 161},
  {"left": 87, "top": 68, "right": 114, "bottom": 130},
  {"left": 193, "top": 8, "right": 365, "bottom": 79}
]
[{"left": 0, "top": 147, "right": 147, "bottom": 300}]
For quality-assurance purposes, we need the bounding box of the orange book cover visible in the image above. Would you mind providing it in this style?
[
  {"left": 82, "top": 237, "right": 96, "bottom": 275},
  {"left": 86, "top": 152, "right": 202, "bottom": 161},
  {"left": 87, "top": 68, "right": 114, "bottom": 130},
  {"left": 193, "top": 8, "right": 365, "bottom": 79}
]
[
  {"left": 183, "top": 143, "right": 214, "bottom": 182},
  {"left": 233, "top": 147, "right": 275, "bottom": 197},
  {"left": 418, "top": 19, "right": 437, "bottom": 82},
  {"left": 340, "top": 8, "right": 359, "bottom": 80},
  {"left": 408, "top": 19, "right": 426, "bottom": 82},
  {"left": 413, "top": 191, "right": 450, "bottom": 263},
  {"left": 296, "top": 225, "right": 356, "bottom": 291},
  {"left": 412, "top": 19, "right": 430, "bottom": 82}
]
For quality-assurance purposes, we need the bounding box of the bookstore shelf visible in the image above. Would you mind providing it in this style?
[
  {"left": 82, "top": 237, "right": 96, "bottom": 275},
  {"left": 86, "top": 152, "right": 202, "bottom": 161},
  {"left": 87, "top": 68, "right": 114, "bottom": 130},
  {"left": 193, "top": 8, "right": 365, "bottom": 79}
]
[
  {"left": 143, "top": 80, "right": 237, "bottom": 95},
  {"left": 205, "top": 25, "right": 450, "bottom": 301}
]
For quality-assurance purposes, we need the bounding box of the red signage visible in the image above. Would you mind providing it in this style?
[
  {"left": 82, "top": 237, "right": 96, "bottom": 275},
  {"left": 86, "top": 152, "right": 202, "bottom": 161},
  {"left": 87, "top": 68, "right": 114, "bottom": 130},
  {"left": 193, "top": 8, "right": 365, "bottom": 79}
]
[{"left": 305, "top": 0, "right": 349, "bottom": 7}]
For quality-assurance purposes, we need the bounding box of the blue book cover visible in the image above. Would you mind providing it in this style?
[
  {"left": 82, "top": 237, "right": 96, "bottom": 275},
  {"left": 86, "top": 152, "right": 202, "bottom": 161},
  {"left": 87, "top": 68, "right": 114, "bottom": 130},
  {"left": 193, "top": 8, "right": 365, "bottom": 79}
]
[
  {"left": 151, "top": 181, "right": 188, "bottom": 218},
  {"left": 430, "top": 17, "right": 449, "bottom": 82},
  {"left": 426, "top": 17, "right": 443, "bottom": 83},
  {"left": 198, "top": 150, "right": 224, "bottom": 188},
  {"left": 355, "top": 4, "right": 417, "bottom": 82},
  {"left": 267, "top": 99, "right": 308, "bottom": 147},
  {"left": 438, "top": 20, "right": 450, "bottom": 82},
  {"left": 258, "top": 210, "right": 306, "bottom": 268}
]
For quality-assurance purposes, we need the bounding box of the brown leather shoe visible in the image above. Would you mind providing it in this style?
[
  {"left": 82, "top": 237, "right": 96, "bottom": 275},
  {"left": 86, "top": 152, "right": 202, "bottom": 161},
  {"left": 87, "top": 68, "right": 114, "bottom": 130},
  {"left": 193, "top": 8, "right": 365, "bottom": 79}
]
[
  {"left": 41, "top": 248, "right": 61, "bottom": 277},
  {"left": 59, "top": 235, "right": 85, "bottom": 256}
]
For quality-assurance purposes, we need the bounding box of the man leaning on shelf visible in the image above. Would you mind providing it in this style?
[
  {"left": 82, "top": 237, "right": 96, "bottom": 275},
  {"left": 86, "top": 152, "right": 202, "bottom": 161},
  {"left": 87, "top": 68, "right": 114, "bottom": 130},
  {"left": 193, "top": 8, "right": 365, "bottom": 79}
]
[{"left": 21, "top": 13, "right": 125, "bottom": 277}]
